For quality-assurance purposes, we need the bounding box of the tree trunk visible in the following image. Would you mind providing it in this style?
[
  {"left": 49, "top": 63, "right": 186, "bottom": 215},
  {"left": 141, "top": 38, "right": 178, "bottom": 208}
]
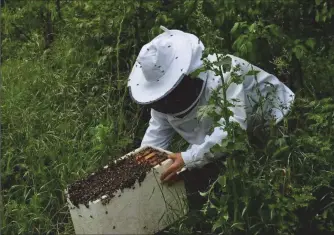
[
  {"left": 40, "top": 1, "right": 54, "bottom": 49},
  {"left": 0, "top": 0, "right": 5, "bottom": 8},
  {"left": 134, "top": 0, "right": 142, "bottom": 55},
  {"left": 291, "top": 55, "right": 304, "bottom": 92},
  {"left": 56, "top": 0, "right": 62, "bottom": 20},
  {"left": 45, "top": 9, "right": 54, "bottom": 48}
]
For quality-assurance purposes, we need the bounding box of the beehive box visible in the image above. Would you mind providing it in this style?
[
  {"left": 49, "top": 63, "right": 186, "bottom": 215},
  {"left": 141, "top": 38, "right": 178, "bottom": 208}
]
[{"left": 65, "top": 146, "right": 188, "bottom": 234}]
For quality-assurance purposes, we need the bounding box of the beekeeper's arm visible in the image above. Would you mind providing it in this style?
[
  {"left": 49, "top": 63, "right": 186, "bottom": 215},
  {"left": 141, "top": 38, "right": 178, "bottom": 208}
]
[
  {"left": 181, "top": 54, "right": 294, "bottom": 169},
  {"left": 181, "top": 83, "right": 248, "bottom": 169},
  {"left": 141, "top": 109, "right": 175, "bottom": 150}
]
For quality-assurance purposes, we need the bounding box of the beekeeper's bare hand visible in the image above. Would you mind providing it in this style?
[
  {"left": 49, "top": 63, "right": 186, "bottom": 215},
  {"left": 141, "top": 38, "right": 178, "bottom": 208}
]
[{"left": 160, "top": 153, "right": 184, "bottom": 184}]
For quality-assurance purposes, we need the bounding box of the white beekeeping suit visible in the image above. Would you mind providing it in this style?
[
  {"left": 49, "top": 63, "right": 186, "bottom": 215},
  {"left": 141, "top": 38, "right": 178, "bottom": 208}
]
[{"left": 128, "top": 26, "right": 295, "bottom": 169}]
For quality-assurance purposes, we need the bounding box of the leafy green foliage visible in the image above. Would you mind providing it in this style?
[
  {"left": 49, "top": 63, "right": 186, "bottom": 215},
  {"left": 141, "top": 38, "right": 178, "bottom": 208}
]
[
  {"left": 182, "top": 44, "right": 334, "bottom": 235},
  {"left": 1, "top": 0, "right": 334, "bottom": 234}
]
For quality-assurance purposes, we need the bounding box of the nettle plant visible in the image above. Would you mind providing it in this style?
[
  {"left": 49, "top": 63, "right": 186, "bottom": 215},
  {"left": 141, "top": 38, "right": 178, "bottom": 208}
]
[
  {"left": 188, "top": 51, "right": 321, "bottom": 234},
  {"left": 195, "top": 49, "right": 285, "bottom": 156}
]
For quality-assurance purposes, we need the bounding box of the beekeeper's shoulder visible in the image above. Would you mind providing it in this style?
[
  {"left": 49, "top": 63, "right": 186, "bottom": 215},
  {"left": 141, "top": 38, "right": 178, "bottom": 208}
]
[
  {"left": 206, "top": 53, "right": 250, "bottom": 71},
  {"left": 227, "top": 54, "right": 268, "bottom": 75}
]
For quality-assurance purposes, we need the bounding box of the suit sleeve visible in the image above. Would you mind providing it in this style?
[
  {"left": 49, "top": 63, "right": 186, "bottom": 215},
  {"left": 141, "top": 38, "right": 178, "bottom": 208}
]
[
  {"left": 141, "top": 109, "right": 175, "bottom": 150},
  {"left": 181, "top": 81, "right": 248, "bottom": 168},
  {"left": 181, "top": 54, "right": 294, "bottom": 169}
]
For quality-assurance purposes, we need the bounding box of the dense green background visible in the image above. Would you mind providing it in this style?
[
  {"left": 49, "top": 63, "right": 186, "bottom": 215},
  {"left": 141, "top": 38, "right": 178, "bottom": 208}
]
[{"left": 1, "top": 0, "right": 334, "bottom": 234}]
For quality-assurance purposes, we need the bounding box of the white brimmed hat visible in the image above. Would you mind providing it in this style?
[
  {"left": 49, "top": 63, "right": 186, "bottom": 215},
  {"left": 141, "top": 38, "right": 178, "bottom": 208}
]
[{"left": 128, "top": 26, "right": 205, "bottom": 104}]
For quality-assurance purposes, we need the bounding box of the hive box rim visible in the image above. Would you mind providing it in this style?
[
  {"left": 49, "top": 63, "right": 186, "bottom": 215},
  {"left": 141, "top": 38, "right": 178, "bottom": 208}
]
[{"left": 65, "top": 145, "right": 182, "bottom": 207}]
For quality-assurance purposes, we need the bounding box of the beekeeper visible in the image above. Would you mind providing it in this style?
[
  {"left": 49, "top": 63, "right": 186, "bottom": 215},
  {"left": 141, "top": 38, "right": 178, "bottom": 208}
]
[{"left": 127, "top": 26, "right": 294, "bottom": 209}]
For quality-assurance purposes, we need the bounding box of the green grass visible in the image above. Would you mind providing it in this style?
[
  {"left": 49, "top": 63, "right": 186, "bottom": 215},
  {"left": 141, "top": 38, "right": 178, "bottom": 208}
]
[
  {"left": 1, "top": 34, "right": 141, "bottom": 234},
  {"left": 2, "top": 0, "right": 334, "bottom": 234}
]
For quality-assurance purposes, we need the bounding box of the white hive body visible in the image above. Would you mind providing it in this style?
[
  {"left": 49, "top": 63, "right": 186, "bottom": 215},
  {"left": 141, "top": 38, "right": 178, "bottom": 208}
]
[{"left": 66, "top": 146, "right": 188, "bottom": 235}]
